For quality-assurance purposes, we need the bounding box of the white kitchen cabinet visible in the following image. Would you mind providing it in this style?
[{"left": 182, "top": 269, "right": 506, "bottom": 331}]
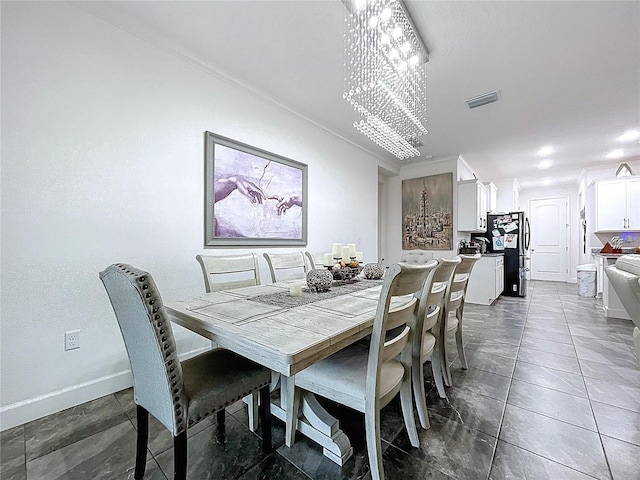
[
  {"left": 465, "top": 255, "right": 504, "bottom": 305},
  {"left": 458, "top": 179, "right": 487, "bottom": 232},
  {"left": 595, "top": 177, "right": 640, "bottom": 231},
  {"left": 495, "top": 178, "right": 520, "bottom": 212},
  {"left": 484, "top": 182, "right": 498, "bottom": 213}
]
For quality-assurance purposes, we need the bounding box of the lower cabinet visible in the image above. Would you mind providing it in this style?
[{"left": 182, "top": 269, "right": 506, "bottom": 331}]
[{"left": 466, "top": 255, "right": 504, "bottom": 305}]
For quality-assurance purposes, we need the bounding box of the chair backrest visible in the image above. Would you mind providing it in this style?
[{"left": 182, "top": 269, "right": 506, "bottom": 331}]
[
  {"left": 263, "top": 252, "right": 308, "bottom": 282},
  {"left": 413, "top": 259, "right": 445, "bottom": 337},
  {"left": 304, "top": 251, "right": 325, "bottom": 271},
  {"left": 196, "top": 253, "right": 260, "bottom": 292},
  {"left": 99, "top": 263, "right": 186, "bottom": 436},
  {"left": 367, "top": 262, "right": 435, "bottom": 401},
  {"left": 400, "top": 250, "right": 434, "bottom": 265},
  {"left": 416, "top": 256, "right": 461, "bottom": 344},
  {"left": 449, "top": 254, "right": 481, "bottom": 310}
]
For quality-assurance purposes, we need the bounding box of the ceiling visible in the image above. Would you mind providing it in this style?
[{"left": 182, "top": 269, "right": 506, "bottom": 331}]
[{"left": 75, "top": 0, "right": 640, "bottom": 189}]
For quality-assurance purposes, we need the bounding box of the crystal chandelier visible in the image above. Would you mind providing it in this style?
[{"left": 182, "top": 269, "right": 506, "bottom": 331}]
[{"left": 343, "top": 0, "right": 429, "bottom": 159}]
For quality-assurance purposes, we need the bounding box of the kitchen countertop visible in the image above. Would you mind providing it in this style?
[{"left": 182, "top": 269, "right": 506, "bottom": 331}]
[{"left": 593, "top": 252, "right": 639, "bottom": 259}]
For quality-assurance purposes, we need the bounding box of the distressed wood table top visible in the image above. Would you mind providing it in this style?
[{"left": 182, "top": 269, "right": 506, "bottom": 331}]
[{"left": 166, "top": 279, "right": 411, "bottom": 376}]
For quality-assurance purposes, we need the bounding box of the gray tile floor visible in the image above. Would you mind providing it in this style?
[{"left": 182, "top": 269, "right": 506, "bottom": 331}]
[{"left": 2, "top": 281, "right": 640, "bottom": 480}]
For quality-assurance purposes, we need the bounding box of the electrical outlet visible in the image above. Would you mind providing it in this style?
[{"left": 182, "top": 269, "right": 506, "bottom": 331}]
[{"left": 65, "top": 330, "right": 81, "bottom": 351}]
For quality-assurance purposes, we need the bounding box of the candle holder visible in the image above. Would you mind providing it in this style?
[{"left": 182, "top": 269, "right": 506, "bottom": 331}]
[{"left": 328, "top": 258, "right": 363, "bottom": 282}]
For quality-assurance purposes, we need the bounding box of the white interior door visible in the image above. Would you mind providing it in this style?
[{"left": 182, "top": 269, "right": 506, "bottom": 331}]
[{"left": 530, "top": 197, "right": 568, "bottom": 282}]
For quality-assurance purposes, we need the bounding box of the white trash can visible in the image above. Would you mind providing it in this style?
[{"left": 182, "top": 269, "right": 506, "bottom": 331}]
[{"left": 577, "top": 264, "right": 597, "bottom": 297}]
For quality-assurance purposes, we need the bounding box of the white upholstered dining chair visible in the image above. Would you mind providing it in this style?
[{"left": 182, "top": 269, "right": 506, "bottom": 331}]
[
  {"left": 263, "top": 251, "right": 308, "bottom": 282},
  {"left": 100, "top": 263, "right": 272, "bottom": 480},
  {"left": 442, "top": 253, "right": 481, "bottom": 386},
  {"left": 285, "top": 262, "right": 434, "bottom": 480}
]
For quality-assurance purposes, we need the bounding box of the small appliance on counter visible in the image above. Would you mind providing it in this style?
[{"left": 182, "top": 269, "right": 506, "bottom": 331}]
[
  {"left": 469, "top": 235, "right": 490, "bottom": 254},
  {"left": 458, "top": 240, "right": 480, "bottom": 255}
]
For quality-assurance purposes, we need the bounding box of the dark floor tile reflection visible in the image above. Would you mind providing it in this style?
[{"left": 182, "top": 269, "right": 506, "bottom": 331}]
[
  {"left": 506, "top": 379, "right": 596, "bottom": 431},
  {"left": 0, "top": 425, "right": 25, "bottom": 474},
  {"left": 499, "top": 405, "right": 609, "bottom": 479},
  {"left": 393, "top": 412, "right": 496, "bottom": 480},
  {"left": 24, "top": 395, "right": 128, "bottom": 462},
  {"left": 489, "top": 440, "right": 596, "bottom": 480},
  {"left": 6, "top": 280, "right": 639, "bottom": 480},
  {"left": 513, "top": 361, "right": 587, "bottom": 397}
]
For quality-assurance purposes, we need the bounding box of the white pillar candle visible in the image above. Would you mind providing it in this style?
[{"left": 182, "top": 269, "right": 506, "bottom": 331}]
[
  {"left": 347, "top": 243, "right": 356, "bottom": 258},
  {"left": 332, "top": 243, "right": 342, "bottom": 257},
  {"left": 341, "top": 246, "right": 351, "bottom": 261},
  {"left": 323, "top": 253, "right": 334, "bottom": 267},
  {"left": 289, "top": 284, "right": 302, "bottom": 297},
  {"left": 355, "top": 251, "right": 364, "bottom": 262}
]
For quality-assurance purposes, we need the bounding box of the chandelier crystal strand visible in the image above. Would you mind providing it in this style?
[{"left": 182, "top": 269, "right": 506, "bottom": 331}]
[{"left": 344, "top": 0, "right": 427, "bottom": 159}]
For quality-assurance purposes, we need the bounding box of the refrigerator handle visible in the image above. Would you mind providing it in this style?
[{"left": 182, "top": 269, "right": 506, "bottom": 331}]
[{"left": 524, "top": 217, "right": 531, "bottom": 251}]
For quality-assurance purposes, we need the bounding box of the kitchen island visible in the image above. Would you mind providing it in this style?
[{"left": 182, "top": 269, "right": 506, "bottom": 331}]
[
  {"left": 594, "top": 253, "right": 632, "bottom": 320},
  {"left": 465, "top": 253, "right": 505, "bottom": 305}
]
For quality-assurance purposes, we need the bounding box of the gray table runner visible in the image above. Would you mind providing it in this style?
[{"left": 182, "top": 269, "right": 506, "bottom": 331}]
[{"left": 248, "top": 279, "right": 383, "bottom": 308}]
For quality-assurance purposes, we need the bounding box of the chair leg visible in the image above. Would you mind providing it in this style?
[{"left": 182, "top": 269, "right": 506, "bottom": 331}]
[
  {"left": 365, "top": 409, "right": 384, "bottom": 480},
  {"left": 412, "top": 357, "right": 430, "bottom": 430},
  {"left": 243, "top": 393, "right": 259, "bottom": 432},
  {"left": 456, "top": 304, "right": 468, "bottom": 370},
  {"left": 441, "top": 322, "right": 453, "bottom": 387},
  {"left": 430, "top": 350, "right": 447, "bottom": 399},
  {"left": 400, "top": 369, "right": 420, "bottom": 448},
  {"left": 217, "top": 409, "right": 226, "bottom": 430},
  {"left": 173, "top": 431, "right": 187, "bottom": 480},
  {"left": 135, "top": 406, "right": 149, "bottom": 480},
  {"left": 259, "top": 384, "right": 272, "bottom": 453}
]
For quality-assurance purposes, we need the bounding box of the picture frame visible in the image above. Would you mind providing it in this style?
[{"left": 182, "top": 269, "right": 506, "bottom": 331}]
[
  {"left": 204, "top": 132, "right": 308, "bottom": 246},
  {"left": 401, "top": 172, "right": 453, "bottom": 250}
]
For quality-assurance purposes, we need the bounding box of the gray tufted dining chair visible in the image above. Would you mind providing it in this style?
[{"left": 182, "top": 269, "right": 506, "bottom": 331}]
[
  {"left": 100, "top": 263, "right": 272, "bottom": 480},
  {"left": 401, "top": 250, "right": 434, "bottom": 265}
]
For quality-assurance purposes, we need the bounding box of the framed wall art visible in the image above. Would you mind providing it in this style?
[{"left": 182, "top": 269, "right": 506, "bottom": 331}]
[
  {"left": 401, "top": 172, "right": 453, "bottom": 250},
  {"left": 204, "top": 132, "right": 308, "bottom": 246}
]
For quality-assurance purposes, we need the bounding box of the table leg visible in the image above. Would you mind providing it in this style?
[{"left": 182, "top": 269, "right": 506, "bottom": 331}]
[{"left": 271, "top": 379, "right": 353, "bottom": 465}]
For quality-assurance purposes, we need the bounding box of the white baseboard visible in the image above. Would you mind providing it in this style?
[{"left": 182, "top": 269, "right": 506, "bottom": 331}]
[{"left": 0, "top": 346, "right": 209, "bottom": 432}]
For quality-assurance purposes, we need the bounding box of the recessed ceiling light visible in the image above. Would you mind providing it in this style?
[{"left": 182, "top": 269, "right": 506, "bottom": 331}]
[
  {"left": 537, "top": 146, "right": 554, "bottom": 156},
  {"left": 542, "top": 179, "right": 551, "bottom": 186},
  {"left": 537, "top": 160, "right": 552, "bottom": 169},
  {"left": 606, "top": 149, "right": 624, "bottom": 159},
  {"left": 618, "top": 130, "right": 640, "bottom": 142}
]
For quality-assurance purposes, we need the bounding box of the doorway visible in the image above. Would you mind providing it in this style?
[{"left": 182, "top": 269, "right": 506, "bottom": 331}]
[{"left": 529, "top": 197, "right": 569, "bottom": 282}]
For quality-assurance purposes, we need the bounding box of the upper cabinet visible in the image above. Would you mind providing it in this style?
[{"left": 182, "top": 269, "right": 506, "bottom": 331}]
[
  {"left": 484, "top": 182, "right": 498, "bottom": 214},
  {"left": 594, "top": 177, "right": 640, "bottom": 231},
  {"left": 495, "top": 178, "right": 520, "bottom": 212},
  {"left": 458, "top": 179, "right": 487, "bottom": 231}
]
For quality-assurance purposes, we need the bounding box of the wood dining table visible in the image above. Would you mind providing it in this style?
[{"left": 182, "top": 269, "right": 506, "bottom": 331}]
[{"left": 165, "top": 276, "right": 413, "bottom": 465}]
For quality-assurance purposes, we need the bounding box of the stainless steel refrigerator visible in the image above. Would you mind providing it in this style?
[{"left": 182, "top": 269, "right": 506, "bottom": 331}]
[{"left": 482, "top": 211, "right": 530, "bottom": 297}]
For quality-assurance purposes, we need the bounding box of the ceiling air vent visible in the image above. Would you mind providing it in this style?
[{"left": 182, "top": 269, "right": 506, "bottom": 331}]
[{"left": 465, "top": 90, "right": 501, "bottom": 109}]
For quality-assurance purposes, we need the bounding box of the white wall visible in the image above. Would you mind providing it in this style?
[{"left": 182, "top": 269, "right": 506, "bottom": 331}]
[
  {"left": 0, "top": 2, "right": 381, "bottom": 429},
  {"left": 382, "top": 156, "right": 459, "bottom": 263}
]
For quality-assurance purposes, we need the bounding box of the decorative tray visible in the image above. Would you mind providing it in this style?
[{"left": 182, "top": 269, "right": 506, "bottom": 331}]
[{"left": 329, "top": 264, "right": 363, "bottom": 281}]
